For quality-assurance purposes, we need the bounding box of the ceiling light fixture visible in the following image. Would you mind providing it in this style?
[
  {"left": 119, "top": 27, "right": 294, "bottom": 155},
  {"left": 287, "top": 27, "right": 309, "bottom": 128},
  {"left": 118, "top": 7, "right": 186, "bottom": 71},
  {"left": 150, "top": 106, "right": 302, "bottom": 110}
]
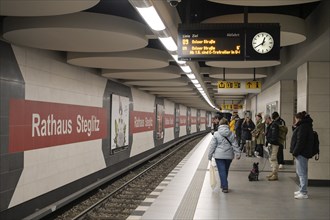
[
  {"left": 130, "top": 0, "right": 216, "bottom": 111},
  {"left": 180, "top": 65, "right": 192, "bottom": 73},
  {"left": 191, "top": 79, "right": 199, "bottom": 84},
  {"left": 159, "top": 36, "right": 178, "bottom": 51},
  {"left": 186, "top": 73, "right": 196, "bottom": 80},
  {"left": 135, "top": 6, "right": 166, "bottom": 31},
  {"left": 171, "top": 54, "right": 186, "bottom": 64}
]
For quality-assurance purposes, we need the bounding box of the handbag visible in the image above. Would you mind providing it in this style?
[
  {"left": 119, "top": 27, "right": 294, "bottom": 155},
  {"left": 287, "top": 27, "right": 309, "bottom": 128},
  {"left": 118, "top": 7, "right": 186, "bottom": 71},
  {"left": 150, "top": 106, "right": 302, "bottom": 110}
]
[{"left": 209, "top": 160, "right": 217, "bottom": 189}]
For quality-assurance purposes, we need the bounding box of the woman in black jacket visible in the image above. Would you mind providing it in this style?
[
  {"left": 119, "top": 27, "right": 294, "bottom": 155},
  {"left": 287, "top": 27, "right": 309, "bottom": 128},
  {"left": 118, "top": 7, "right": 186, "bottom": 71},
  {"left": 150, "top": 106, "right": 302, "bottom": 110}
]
[
  {"left": 290, "top": 111, "right": 314, "bottom": 199},
  {"left": 241, "top": 116, "right": 255, "bottom": 157}
]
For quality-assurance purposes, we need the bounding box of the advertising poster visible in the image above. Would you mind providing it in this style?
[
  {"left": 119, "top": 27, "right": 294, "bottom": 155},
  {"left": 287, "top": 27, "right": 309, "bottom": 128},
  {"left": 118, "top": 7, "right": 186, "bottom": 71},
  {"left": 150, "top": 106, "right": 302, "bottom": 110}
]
[
  {"left": 111, "top": 94, "right": 129, "bottom": 152},
  {"left": 156, "top": 104, "right": 164, "bottom": 139},
  {"left": 187, "top": 107, "right": 191, "bottom": 134}
]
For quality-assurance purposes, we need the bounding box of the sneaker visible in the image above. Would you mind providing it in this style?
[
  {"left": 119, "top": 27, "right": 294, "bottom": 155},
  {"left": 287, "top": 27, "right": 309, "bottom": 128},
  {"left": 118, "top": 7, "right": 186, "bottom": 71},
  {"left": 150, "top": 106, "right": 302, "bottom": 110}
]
[
  {"left": 294, "top": 191, "right": 300, "bottom": 195},
  {"left": 279, "top": 164, "right": 284, "bottom": 169},
  {"left": 254, "top": 151, "right": 259, "bottom": 157},
  {"left": 295, "top": 193, "right": 308, "bottom": 199},
  {"left": 222, "top": 189, "right": 228, "bottom": 193},
  {"left": 266, "top": 173, "right": 273, "bottom": 178},
  {"left": 268, "top": 175, "right": 278, "bottom": 181}
]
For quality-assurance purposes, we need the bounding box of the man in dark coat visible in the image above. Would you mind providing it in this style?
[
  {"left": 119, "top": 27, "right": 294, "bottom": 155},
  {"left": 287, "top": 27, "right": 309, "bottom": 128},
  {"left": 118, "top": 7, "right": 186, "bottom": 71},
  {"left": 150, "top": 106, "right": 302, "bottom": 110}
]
[
  {"left": 265, "top": 114, "right": 281, "bottom": 181},
  {"left": 290, "top": 111, "right": 314, "bottom": 199},
  {"left": 272, "top": 112, "right": 286, "bottom": 168}
]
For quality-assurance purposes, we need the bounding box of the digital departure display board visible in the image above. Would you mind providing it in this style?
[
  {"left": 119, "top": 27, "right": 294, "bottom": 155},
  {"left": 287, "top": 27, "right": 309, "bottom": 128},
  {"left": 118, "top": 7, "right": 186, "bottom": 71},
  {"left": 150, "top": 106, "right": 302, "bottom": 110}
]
[
  {"left": 178, "top": 23, "right": 280, "bottom": 61},
  {"left": 178, "top": 24, "right": 244, "bottom": 61}
]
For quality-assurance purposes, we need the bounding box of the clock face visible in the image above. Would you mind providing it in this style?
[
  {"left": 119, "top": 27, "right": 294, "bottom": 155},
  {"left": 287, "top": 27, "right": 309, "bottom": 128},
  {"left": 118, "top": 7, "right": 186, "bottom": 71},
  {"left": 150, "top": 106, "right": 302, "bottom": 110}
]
[{"left": 252, "top": 32, "right": 274, "bottom": 54}]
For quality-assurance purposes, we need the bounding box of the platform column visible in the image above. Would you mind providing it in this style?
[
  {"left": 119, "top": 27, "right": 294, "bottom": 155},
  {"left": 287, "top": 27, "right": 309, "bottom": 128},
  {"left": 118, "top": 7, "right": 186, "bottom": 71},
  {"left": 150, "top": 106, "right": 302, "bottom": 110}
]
[{"left": 297, "top": 61, "right": 330, "bottom": 185}]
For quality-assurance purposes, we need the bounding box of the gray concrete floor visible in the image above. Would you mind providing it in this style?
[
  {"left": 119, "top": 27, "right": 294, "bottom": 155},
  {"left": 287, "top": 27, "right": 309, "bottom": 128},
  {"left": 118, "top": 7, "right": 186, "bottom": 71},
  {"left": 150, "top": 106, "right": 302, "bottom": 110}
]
[{"left": 129, "top": 134, "right": 330, "bottom": 220}]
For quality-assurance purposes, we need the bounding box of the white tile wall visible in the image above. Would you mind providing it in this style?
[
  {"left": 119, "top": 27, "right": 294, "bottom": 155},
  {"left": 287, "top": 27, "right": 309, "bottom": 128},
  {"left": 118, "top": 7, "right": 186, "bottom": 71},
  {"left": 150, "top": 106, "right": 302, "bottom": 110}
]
[
  {"left": 132, "top": 88, "right": 155, "bottom": 112},
  {"left": 130, "top": 131, "right": 155, "bottom": 157},
  {"left": 9, "top": 46, "right": 108, "bottom": 208}
]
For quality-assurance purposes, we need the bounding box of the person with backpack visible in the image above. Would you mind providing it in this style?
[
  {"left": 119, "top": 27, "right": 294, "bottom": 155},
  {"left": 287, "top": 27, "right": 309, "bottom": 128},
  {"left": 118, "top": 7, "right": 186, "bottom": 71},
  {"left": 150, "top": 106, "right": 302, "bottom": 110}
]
[
  {"left": 290, "top": 111, "right": 314, "bottom": 199},
  {"left": 272, "top": 112, "right": 286, "bottom": 169},
  {"left": 265, "top": 114, "right": 281, "bottom": 181}
]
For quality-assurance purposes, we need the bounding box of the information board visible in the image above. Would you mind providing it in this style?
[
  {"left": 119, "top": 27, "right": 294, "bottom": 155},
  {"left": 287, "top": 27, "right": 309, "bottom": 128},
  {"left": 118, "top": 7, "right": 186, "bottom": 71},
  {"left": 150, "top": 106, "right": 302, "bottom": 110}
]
[
  {"left": 178, "top": 23, "right": 280, "bottom": 61},
  {"left": 178, "top": 24, "right": 244, "bottom": 61}
]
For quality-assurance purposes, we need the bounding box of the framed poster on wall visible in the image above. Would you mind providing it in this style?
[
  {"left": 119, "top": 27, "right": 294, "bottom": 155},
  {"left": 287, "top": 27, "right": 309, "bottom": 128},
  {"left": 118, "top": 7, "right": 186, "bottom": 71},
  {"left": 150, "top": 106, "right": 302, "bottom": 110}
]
[
  {"left": 111, "top": 94, "right": 129, "bottom": 153},
  {"left": 156, "top": 104, "right": 164, "bottom": 140},
  {"left": 266, "top": 101, "right": 278, "bottom": 116}
]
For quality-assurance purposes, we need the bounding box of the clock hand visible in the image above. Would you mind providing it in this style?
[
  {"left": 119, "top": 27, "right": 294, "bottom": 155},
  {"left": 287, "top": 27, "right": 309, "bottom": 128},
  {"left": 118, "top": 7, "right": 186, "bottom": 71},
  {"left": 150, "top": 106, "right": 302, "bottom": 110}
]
[{"left": 254, "top": 37, "right": 266, "bottom": 48}]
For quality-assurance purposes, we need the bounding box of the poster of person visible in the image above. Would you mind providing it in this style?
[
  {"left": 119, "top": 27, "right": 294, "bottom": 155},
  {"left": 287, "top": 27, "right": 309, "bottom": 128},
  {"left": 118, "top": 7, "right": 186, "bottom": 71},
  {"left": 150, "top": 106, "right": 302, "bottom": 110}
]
[
  {"left": 156, "top": 104, "right": 164, "bottom": 139},
  {"left": 197, "top": 110, "right": 201, "bottom": 132},
  {"left": 207, "top": 112, "right": 212, "bottom": 128},
  {"left": 111, "top": 94, "right": 129, "bottom": 151},
  {"left": 174, "top": 104, "right": 180, "bottom": 138},
  {"left": 186, "top": 108, "right": 191, "bottom": 134}
]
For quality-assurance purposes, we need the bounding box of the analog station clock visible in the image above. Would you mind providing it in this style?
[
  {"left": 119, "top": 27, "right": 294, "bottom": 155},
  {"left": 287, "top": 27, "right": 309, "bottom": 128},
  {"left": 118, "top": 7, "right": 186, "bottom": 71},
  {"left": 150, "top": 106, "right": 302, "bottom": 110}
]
[{"left": 252, "top": 32, "right": 274, "bottom": 54}]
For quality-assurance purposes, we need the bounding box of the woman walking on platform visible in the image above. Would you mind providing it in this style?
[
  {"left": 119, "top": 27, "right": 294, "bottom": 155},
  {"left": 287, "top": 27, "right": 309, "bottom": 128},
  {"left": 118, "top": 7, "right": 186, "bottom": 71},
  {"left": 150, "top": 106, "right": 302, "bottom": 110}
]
[{"left": 208, "top": 118, "right": 241, "bottom": 193}]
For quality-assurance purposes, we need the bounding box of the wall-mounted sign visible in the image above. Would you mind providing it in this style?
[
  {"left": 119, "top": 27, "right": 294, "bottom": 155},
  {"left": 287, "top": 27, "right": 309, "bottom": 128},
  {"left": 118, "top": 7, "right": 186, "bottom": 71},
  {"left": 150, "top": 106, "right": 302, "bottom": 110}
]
[
  {"left": 217, "top": 81, "right": 241, "bottom": 89},
  {"left": 178, "top": 23, "right": 280, "bottom": 61},
  {"left": 218, "top": 80, "right": 262, "bottom": 94},
  {"left": 178, "top": 23, "right": 244, "bottom": 61},
  {"left": 221, "top": 104, "right": 243, "bottom": 110},
  {"left": 245, "top": 81, "right": 262, "bottom": 89}
]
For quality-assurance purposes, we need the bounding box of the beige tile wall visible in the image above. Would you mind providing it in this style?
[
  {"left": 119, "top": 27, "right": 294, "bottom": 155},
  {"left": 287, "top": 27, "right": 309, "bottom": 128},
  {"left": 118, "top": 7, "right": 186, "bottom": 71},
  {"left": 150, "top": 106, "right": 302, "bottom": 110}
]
[{"left": 297, "top": 61, "right": 330, "bottom": 180}]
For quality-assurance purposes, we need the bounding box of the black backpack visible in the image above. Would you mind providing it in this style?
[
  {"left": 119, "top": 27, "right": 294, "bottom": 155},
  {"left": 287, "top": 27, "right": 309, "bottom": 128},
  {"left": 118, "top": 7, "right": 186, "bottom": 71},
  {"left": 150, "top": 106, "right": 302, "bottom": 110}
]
[{"left": 312, "top": 131, "right": 320, "bottom": 160}]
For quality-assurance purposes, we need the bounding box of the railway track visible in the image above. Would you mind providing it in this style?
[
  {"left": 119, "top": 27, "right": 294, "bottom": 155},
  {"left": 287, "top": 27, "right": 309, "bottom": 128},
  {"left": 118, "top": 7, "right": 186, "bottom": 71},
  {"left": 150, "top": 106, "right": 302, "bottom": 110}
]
[{"left": 47, "top": 134, "right": 205, "bottom": 220}]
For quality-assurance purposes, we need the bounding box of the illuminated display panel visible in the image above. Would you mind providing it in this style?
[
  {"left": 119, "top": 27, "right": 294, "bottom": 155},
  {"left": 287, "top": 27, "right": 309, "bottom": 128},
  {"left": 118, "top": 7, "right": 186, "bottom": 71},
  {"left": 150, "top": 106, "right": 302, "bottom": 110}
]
[
  {"left": 178, "top": 24, "right": 245, "bottom": 61},
  {"left": 178, "top": 23, "right": 280, "bottom": 61}
]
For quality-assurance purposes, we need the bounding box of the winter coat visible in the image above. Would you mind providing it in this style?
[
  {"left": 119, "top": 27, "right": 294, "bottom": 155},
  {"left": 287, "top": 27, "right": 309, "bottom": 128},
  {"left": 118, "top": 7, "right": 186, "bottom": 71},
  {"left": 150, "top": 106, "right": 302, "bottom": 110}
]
[
  {"left": 252, "top": 120, "right": 265, "bottom": 145},
  {"left": 265, "top": 121, "right": 280, "bottom": 146},
  {"left": 229, "top": 119, "right": 236, "bottom": 133},
  {"left": 241, "top": 120, "right": 255, "bottom": 141},
  {"left": 235, "top": 118, "right": 243, "bottom": 136},
  {"left": 290, "top": 115, "right": 314, "bottom": 158},
  {"left": 208, "top": 125, "right": 241, "bottom": 160}
]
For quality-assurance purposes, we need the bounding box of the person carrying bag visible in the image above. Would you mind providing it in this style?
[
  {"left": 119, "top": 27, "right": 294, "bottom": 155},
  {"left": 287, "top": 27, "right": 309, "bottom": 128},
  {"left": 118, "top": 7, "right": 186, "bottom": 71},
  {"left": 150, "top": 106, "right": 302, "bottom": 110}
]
[{"left": 208, "top": 118, "right": 241, "bottom": 193}]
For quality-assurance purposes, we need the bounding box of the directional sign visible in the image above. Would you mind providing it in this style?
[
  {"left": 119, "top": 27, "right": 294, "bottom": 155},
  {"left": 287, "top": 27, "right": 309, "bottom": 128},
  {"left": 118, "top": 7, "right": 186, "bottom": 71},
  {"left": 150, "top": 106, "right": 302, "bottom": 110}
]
[
  {"left": 221, "top": 104, "right": 243, "bottom": 110},
  {"left": 218, "top": 81, "right": 261, "bottom": 94},
  {"left": 246, "top": 81, "right": 261, "bottom": 89},
  {"left": 217, "top": 81, "right": 241, "bottom": 89}
]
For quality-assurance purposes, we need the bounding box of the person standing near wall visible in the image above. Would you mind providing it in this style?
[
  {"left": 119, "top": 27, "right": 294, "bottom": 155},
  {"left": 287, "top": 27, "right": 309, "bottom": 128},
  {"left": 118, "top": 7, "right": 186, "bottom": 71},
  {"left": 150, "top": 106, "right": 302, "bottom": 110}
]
[
  {"left": 241, "top": 116, "right": 255, "bottom": 157},
  {"left": 252, "top": 113, "right": 265, "bottom": 157},
  {"left": 235, "top": 115, "right": 244, "bottom": 150},
  {"left": 212, "top": 114, "right": 222, "bottom": 134},
  {"left": 265, "top": 114, "right": 280, "bottom": 181},
  {"left": 272, "top": 112, "right": 286, "bottom": 169},
  {"left": 290, "top": 111, "right": 314, "bottom": 199}
]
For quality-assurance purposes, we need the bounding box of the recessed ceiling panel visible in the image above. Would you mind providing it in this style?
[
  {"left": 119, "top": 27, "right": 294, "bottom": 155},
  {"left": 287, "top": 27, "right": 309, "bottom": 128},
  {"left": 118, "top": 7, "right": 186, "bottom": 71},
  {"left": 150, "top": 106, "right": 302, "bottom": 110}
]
[
  {"left": 206, "top": 60, "right": 280, "bottom": 68},
  {"left": 69, "top": 48, "right": 169, "bottom": 69},
  {"left": 125, "top": 80, "right": 188, "bottom": 87},
  {"left": 203, "top": 13, "right": 306, "bottom": 47},
  {"left": 209, "top": 73, "right": 266, "bottom": 79},
  {"left": 149, "top": 92, "right": 197, "bottom": 95},
  {"left": 3, "top": 12, "right": 147, "bottom": 52},
  {"left": 139, "top": 87, "right": 193, "bottom": 92},
  {"left": 102, "top": 66, "right": 181, "bottom": 80},
  {"left": 0, "top": 0, "right": 100, "bottom": 16},
  {"left": 207, "top": 0, "right": 320, "bottom": 6}
]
